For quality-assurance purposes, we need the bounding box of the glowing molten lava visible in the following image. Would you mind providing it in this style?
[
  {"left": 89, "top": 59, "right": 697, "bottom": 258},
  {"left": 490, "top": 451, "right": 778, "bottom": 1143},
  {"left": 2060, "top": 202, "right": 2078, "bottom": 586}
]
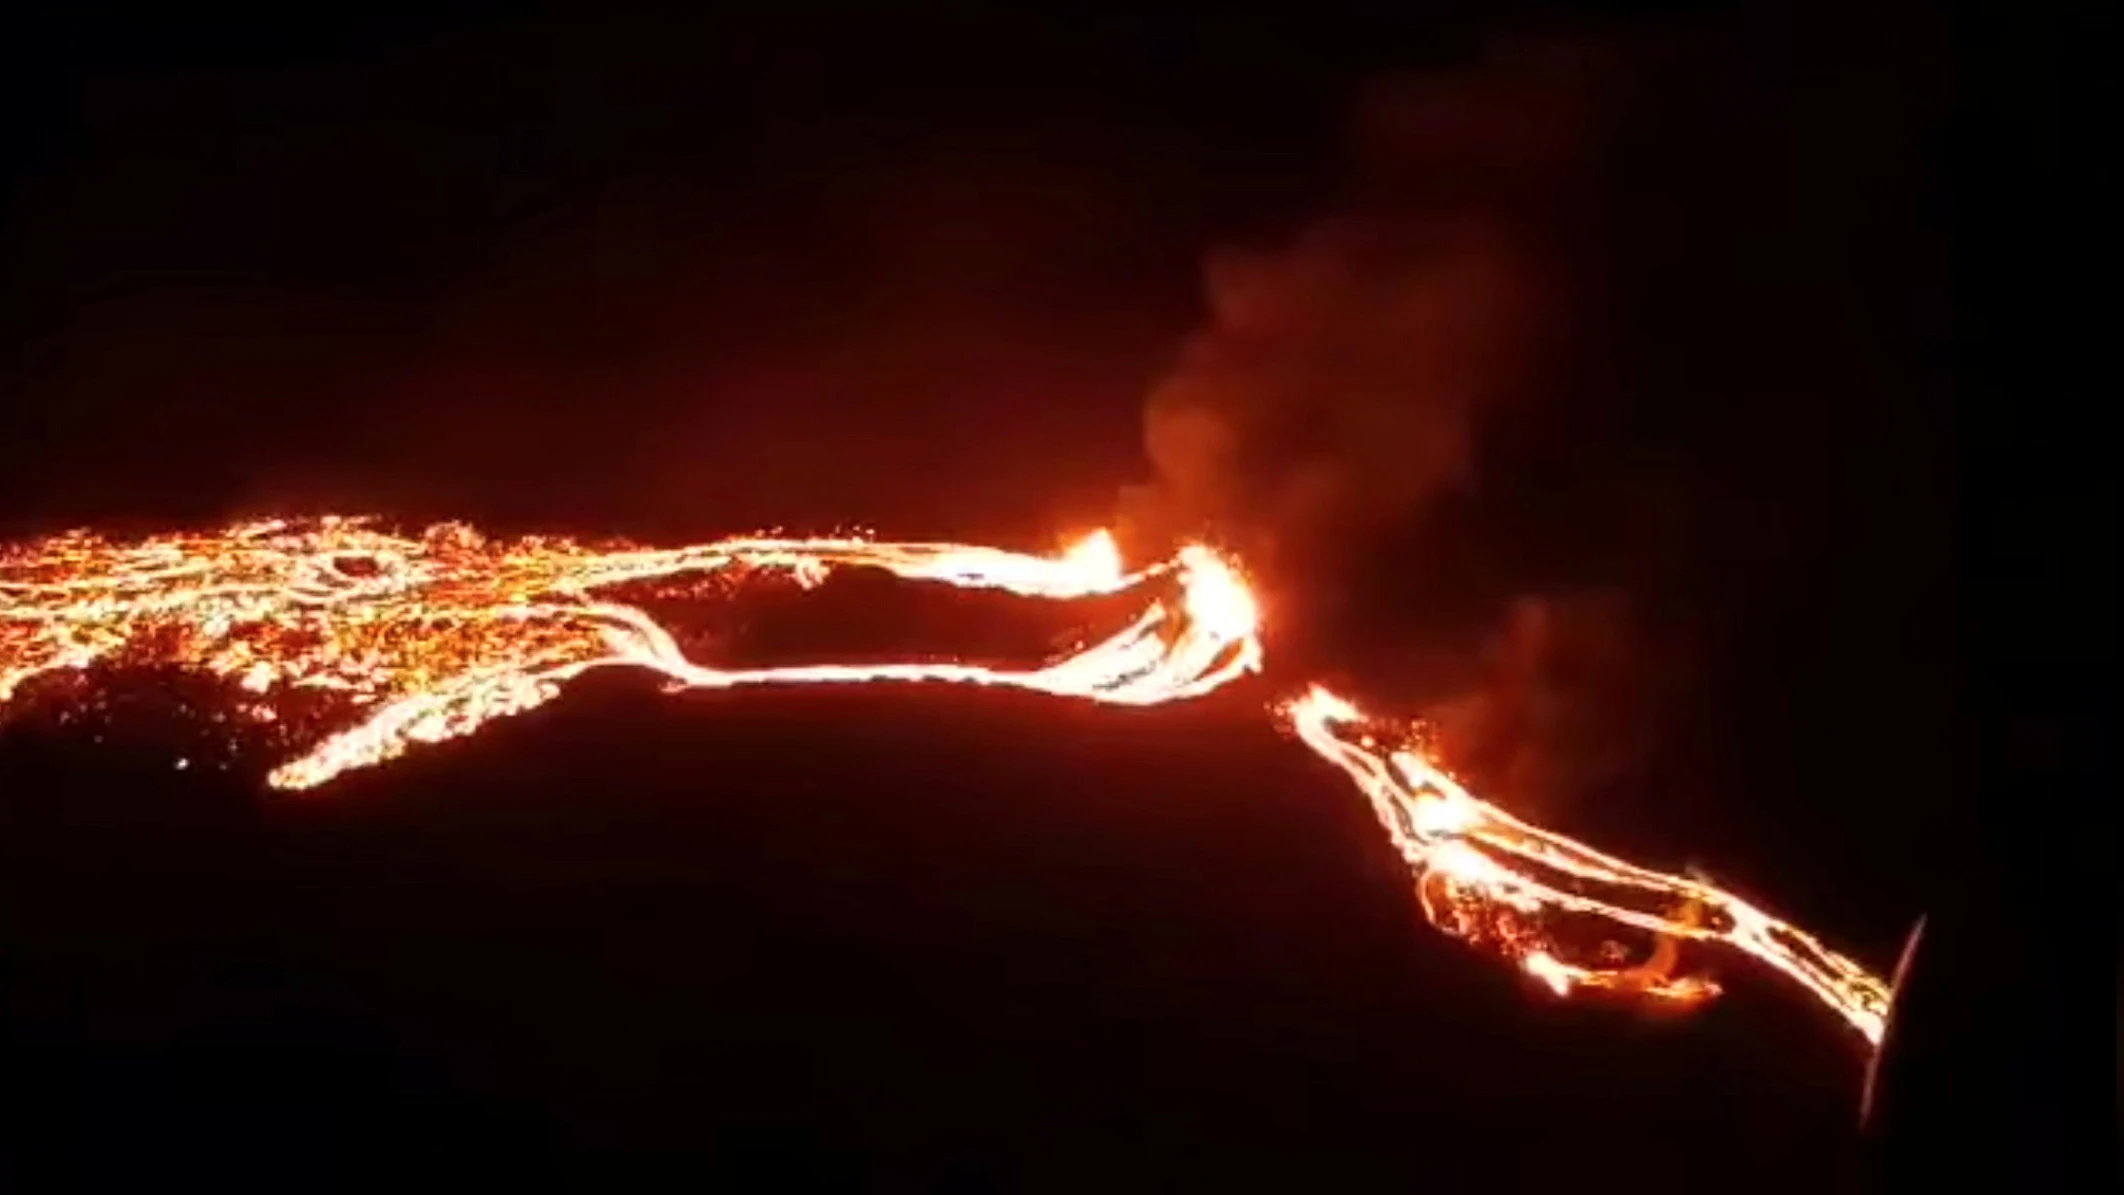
[
  {"left": 2, "top": 516, "right": 1889, "bottom": 1043},
  {"left": 1285, "top": 685, "right": 1891, "bottom": 1045},
  {"left": 1, "top": 518, "right": 1260, "bottom": 789}
]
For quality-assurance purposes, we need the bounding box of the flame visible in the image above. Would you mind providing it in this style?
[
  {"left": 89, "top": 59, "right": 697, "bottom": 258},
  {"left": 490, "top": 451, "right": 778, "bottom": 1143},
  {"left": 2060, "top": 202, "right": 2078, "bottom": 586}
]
[
  {"left": 1, "top": 515, "right": 1892, "bottom": 1045},
  {"left": 1060, "top": 528, "right": 1124, "bottom": 579},
  {"left": 1523, "top": 950, "right": 1576, "bottom": 997},
  {"left": 1284, "top": 685, "right": 1889, "bottom": 1044},
  {"left": 1, "top": 517, "right": 1259, "bottom": 790}
]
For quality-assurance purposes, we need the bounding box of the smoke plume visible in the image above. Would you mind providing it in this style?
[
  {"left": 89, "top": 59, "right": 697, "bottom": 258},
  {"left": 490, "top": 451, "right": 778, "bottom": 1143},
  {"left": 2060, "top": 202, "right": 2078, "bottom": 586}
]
[
  {"left": 1122, "top": 36, "right": 1690, "bottom": 813},
  {"left": 1123, "top": 39, "right": 1619, "bottom": 568},
  {"left": 1129, "top": 16, "right": 1940, "bottom": 825},
  {"left": 1425, "top": 592, "right": 1684, "bottom": 815}
]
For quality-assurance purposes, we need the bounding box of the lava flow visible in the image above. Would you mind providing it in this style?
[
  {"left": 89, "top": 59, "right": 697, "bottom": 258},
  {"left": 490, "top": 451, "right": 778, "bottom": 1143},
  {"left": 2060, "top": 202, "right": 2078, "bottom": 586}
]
[
  {"left": 1286, "top": 685, "right": 1892, "bottom": 1044},
  {"left": 2, "top": 515, "right": 1890, "bottom": 1043},
  {"left": 1, "top": 517, "right": 1261, "bottom": 789}
]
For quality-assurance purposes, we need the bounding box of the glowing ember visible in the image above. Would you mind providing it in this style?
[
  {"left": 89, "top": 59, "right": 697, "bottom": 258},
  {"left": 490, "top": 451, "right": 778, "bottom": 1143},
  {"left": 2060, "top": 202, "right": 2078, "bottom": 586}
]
[
  {"left": 1, "top": 517, "right": 1260, "bottom": 789},
  {"left": 1285, "top": 685, "right": 1890, "bottom": 1044}
]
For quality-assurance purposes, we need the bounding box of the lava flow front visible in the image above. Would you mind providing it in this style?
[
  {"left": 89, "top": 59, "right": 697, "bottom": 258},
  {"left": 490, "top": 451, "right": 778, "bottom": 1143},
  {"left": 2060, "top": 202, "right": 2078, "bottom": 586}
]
[{"left": 1, "top": 515, "right": 1888, "bottom": 1044}]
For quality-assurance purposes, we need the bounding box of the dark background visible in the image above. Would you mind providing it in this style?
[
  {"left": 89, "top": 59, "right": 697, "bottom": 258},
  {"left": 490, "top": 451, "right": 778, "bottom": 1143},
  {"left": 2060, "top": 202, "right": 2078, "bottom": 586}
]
[{"left": 1, "top": 1, "right": 2103, "bottom": 1189}]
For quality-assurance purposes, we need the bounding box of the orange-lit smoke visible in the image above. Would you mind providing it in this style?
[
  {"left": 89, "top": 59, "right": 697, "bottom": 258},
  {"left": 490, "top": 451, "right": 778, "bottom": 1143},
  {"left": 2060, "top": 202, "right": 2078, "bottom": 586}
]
[{"left": 1124, "top": 42, "right": 1611, "bottom": 566}]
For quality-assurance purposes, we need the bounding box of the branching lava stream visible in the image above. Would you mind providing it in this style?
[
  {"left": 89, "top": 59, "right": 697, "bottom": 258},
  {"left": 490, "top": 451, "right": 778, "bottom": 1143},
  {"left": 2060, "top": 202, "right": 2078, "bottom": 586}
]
[
  {"left": 1285, "top": 686, "right": 1890, "bottom": 1044},
  {"left": 1, "top": 516, "right": 1887, "bottom": 1044}
]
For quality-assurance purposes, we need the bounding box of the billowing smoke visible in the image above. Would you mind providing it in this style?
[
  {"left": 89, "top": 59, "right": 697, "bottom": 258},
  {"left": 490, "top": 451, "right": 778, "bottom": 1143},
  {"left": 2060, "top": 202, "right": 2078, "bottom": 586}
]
[
  {"left": 1130, "top": 210, "right": 1546, "bottom": 558},
  {"left": 1123, "top": 37, "right": 1685, "bottom": 813},
  {"left": 1130, "top": 16, "right": 1939, "bottom": 824},
  {"left": 1122, "top": 39, "right": 1619, "bottom": 569},
  {"left": 1425, "top": 592, "right": 1686, "bottom": 817}
]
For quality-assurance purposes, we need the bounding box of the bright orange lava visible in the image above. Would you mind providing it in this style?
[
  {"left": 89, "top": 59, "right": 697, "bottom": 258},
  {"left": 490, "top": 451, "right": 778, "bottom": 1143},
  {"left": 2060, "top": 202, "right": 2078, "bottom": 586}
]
[
  {"left": 1286, "top": 686, "right": 1890, "bottom": 1044},
  {"left": 1, "top": 516, "right": 1887, "bottom": 1043},
  {"left": 1, "top": 518, "right": 1260, "bottom": 789}
]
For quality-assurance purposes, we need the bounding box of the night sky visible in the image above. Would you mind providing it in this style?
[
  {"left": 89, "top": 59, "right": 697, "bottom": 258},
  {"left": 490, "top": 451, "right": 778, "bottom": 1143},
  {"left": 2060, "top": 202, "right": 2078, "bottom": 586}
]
[{"left": 1, "top": 2, "right": 2101, "bottom": 1189}]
